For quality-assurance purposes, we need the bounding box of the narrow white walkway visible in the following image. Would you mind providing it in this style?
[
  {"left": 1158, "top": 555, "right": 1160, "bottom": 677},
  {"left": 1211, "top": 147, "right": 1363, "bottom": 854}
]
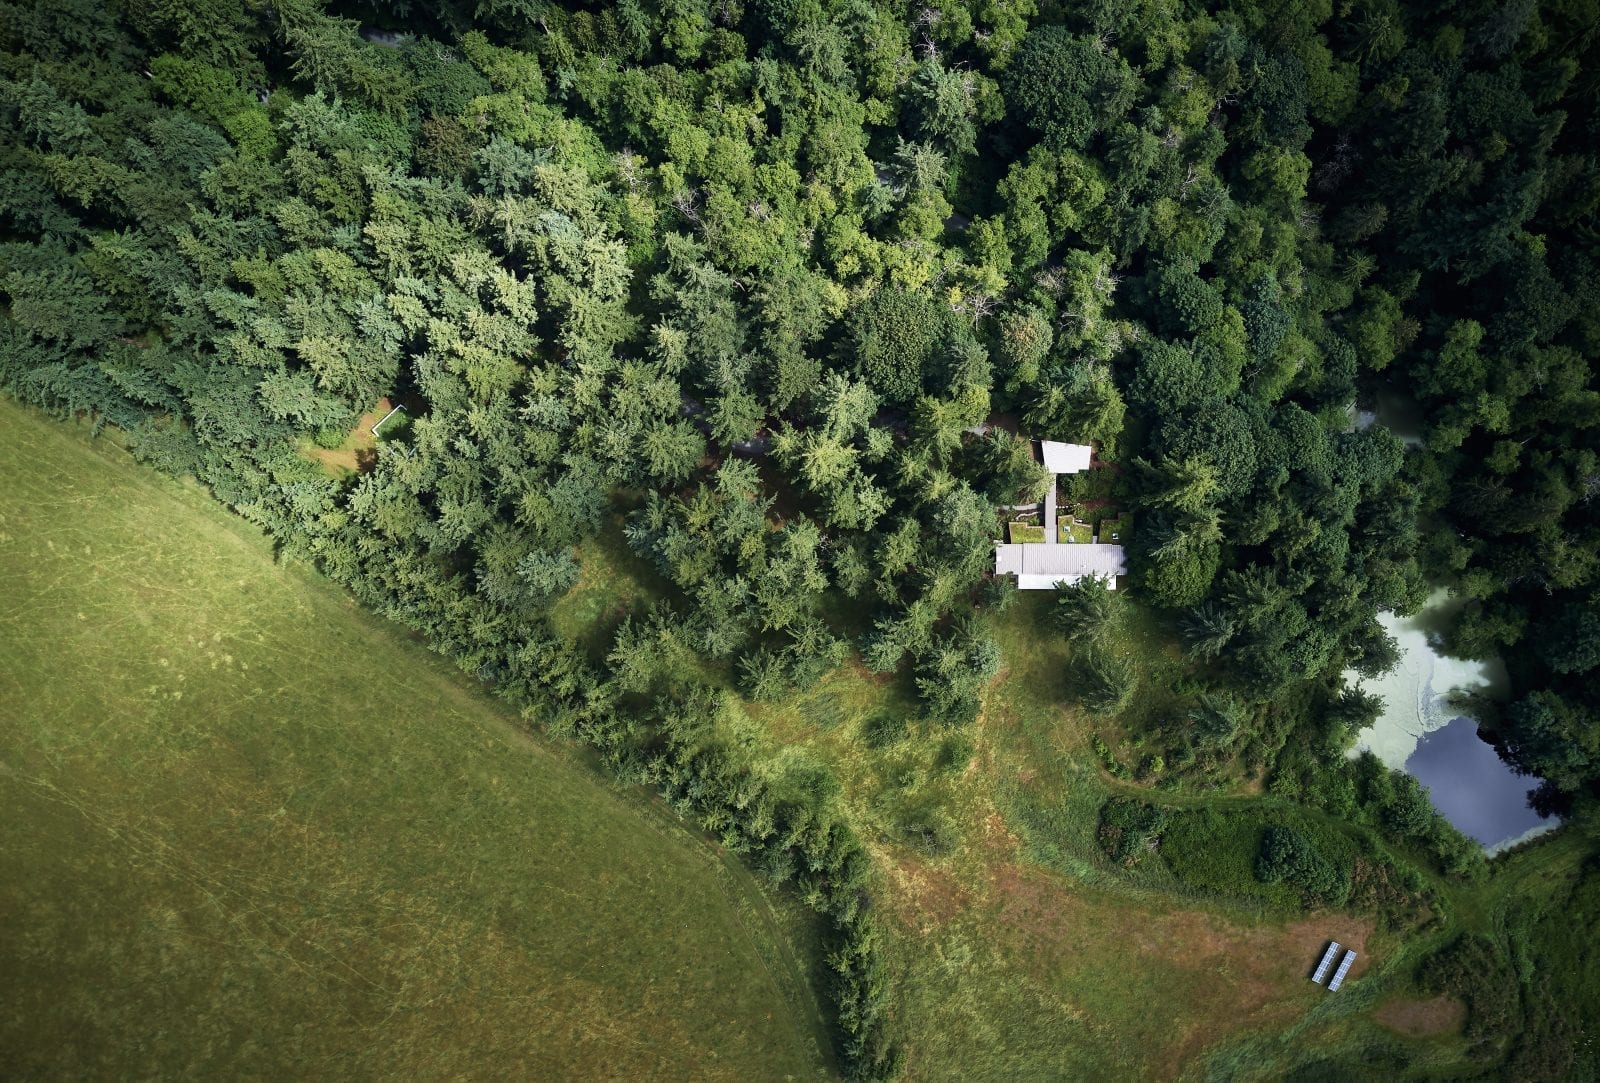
[{"left": 1043, "top": 477, "right": 1058, "bottom": 544}]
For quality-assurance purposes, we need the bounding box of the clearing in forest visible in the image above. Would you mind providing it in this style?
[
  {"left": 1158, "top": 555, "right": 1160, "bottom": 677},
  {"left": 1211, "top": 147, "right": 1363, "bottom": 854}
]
[
  {"left": 739, "top": 595, "right": 1406, "bottom": 1079},
  {"left": 300, "top": 396, "right": 391, "bottom": 475},
  {"left": 0, "top": 399, "right": 833, "bottom": 1081}
]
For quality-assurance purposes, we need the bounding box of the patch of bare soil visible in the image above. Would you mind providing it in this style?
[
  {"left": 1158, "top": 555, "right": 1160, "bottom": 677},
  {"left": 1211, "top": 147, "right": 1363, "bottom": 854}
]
[
  {"left": 880, "top": 850, "right": 971, "bottom": 931},
  {"left": 304, "top": 398, "right": 389, "bottom": 475},
  {"left": 308, "top": 445, "right": 378, "bottom": 473},
  {"left": 979, "top": 864, "right": 1382, "bottom": 1076},
  {"left": 1374, "top": 995, "right": 1467, "bottom": 1038}
]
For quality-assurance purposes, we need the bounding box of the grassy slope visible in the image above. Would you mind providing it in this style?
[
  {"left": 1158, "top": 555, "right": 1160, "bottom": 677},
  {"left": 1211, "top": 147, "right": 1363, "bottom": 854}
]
[
  {"left": 734, "top": 594, "right": 1381, "bottom": 1080},
  {"left": 0, "top": 400, "right": 832, "bottom": 1081},
  {"left": 338, "top": 467, "right": 1585, "bottom": 1079},
  {"left": 745, "top": 585, "right": 1589, "bottom": 1080},
  {"left": 744, "top": 590, "right": 1597, "bottom": 1080}
]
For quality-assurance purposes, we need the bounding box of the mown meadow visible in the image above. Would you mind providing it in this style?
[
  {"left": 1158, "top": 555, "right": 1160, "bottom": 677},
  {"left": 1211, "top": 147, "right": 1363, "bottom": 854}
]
[{"left": 0, "top": 399, "right": 833, "bottom": 1081}]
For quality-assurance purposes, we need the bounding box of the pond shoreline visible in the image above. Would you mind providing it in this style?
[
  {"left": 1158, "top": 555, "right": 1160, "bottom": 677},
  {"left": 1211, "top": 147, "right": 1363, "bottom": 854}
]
[{"left": 1345, "top": 590, "right": 1555, "bottom": 852}]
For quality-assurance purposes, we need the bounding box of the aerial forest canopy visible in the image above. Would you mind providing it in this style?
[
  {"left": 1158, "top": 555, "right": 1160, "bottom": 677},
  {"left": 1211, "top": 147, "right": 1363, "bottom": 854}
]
[{"left": 2, "top": 0, "right": 1598, "bottom": 1076}]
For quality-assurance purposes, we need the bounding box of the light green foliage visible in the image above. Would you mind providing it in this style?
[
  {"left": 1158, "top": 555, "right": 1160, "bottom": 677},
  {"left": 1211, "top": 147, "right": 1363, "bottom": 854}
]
[{"left": 149, "top": 54, "right": 275, "bottom": 157}]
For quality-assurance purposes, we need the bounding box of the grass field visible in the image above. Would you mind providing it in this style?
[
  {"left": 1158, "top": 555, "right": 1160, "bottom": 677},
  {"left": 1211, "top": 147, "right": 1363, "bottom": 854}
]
[
  {"left": 737, "top": 595, "right": 1382, "bottom": 1079},
  {"left": 0, "top": 400, "right": 832, "bottom": 1080},
  {"left": 1097, "top": 513, "right": 1133, "bottom": 544},
  {"left": 547, "top": 515, "right": 668, "bottom": 660}
]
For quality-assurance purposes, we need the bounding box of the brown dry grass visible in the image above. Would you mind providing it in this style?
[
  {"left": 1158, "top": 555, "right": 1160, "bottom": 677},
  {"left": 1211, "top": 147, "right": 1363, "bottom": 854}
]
[
  {"left": 1373, "top": 995, "right": 1467, "bottom": 1038},
  {"left": 973, "top": 862, "right": 1379, "bottom": 1077}
]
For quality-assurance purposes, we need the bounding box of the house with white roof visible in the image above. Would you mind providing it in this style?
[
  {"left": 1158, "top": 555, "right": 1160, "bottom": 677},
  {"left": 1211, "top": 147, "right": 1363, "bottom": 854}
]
[
  {"left": 1039, "top": 441, "right": 1093, "bottom": 474},
  {"left": 993, "top": 541, "right": 1127, "bottom": 590},
  {"left": 994, "top": 438, "right": 1124, "bottom": 591}
]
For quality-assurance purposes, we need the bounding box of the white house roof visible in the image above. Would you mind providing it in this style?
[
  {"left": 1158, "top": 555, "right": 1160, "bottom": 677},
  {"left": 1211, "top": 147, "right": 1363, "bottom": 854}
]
[
  {"left": 1039, "top": 441, "right": 1093, "bottom": 473},
  {"left": 1014, "top": 573, "right": 1119, "bottom": 591},
  {"left": 994, "top": 543, "right": 1126, "bottom": 583}
]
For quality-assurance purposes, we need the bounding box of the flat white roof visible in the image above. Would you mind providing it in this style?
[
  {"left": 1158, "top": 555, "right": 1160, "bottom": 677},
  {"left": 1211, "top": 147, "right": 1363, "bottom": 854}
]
[
  {"left": 1311, "top": 942, "right": 1342, "bottom": 984},
  {"left": 1014, "top": 573, "right": 1118, "bottom": 591},
  {"left": 1039, "top": 441, "right": 1093, "bottom": 473},
  {"left": 995, "top": 543, "right": 1126, "bottom": 580}
]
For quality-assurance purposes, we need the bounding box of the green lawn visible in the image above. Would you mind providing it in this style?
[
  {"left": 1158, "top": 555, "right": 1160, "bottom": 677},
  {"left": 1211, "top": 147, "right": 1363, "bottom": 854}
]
[
  {"left": 1097, "top": 513, "right": 1133, "bottom": 544},
  {"left": 0, "top": 400, "right": 832, "bottom": 1081},
  {"left": 548, "top": 514, "right": 669, "bottom": 659},
  {"left": 1059, "top": 518, "right": 1094, "bottom": 544},
  {"left": 738, "top": 596, "right": 1374, "bottom": 1079},
  {"left": 1008, "top": 521, "right": 1045, "bottom": 543}
]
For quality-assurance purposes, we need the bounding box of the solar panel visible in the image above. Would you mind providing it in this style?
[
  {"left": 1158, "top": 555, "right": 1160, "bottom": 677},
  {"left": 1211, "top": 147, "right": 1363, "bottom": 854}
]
[
  {"left": 1311, "top": 941, "right": 1342, "bottom": 984},
  {"left": 1328, "top": 950, "right": 1357, "bottom": 991}
]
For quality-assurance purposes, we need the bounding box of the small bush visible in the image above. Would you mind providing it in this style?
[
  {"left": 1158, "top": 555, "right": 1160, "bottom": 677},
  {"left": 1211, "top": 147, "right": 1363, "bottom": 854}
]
[
  {"left": 933, "top": 731, "right": 974, "bottom": 774},
  {"left": 312, "top": 425, "right": 346, "bottom": 449},
  {"left": 1256, "top": 824, "right": 1353, "bottom": 906},
  {"left": 1418, "top": 934, "right": 1519, "bottom": 1058},
  {"left": 1074, "top": 644, "right": 1136, "bottom": 715},
  {"left": 862, "top": 710, "right": 909, "bottom": 749},
  {"left": 1097, "top": 797, "right": 1169, "bottom": 866}
]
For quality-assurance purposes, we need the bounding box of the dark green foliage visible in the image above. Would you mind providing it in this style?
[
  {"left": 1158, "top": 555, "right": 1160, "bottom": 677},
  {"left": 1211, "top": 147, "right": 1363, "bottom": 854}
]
[
  {"left": 1160, "top": 807, "right": 1287, "bottom": 903},
  {"left": 1498, "top": 692, "right": 1597, "bottom": 794},
  {"left": 849, "top": 286, "right": 949, "bottom": 404},
  {"left": 1053, "top": 574, "right": 1118, "bottom": 643},
  {"left": 1541, "top": 601, "right": 1600, "bottom": 676},
  {"left": 1180, "top": 601, "right": 1236, "bottom": 660},
  {"left": 914, "top": 619, "right": 1001, "bottom": 725},
  {"left": 1003, "top": 27, "right": 1136, "bottom": 150},
  {"left": 1072, "top": 644, "right": 1136, "bottom": 716},
  {"left": 1255, "top": 825, "right": 1352, "bottom": 906},
  {"left": 1097, "top": 797, "right": 1168, "bottom": 867},
  {"left": 1418, "top": 934, "right": 1521, "bottom": 1059},
  {"left": 3, "top": 0, "right": 1598, "bottom": 1074}
]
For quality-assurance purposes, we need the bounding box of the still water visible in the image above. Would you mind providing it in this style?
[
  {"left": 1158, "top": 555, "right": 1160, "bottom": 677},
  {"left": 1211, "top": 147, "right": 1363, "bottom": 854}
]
[
  {"left": 1346, "top": 591, "right": 1557, "bottom": 853},
  {"left": 1404, "top": 718, "right": 1553, "bottom": 852}
]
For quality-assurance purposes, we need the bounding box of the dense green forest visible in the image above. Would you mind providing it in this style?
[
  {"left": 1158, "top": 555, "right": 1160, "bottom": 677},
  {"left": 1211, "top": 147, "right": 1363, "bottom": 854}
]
[{"left": 2, "top": 0, "right": 1597, "bottom": 1076}]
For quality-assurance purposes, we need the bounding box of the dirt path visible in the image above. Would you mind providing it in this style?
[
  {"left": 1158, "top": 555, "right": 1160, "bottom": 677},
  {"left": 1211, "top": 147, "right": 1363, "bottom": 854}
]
[{"left": 305, "top": 398, "right": 390, "bottom": 475}]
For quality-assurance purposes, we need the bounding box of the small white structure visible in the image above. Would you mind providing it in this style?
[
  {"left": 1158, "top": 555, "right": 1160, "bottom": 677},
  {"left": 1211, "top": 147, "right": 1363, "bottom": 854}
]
[
  {"left": 995, "top": 435, "right": 1119, "bottom": 590},
  {"left": 1311, "top": 941, "right": 1342, "bottom": 984},
  {"left": 370, "top": 403, "right": 405, "bottom": 435},
  {"left": 1039, "top": 441, "right": 1093, "bottom": 474},
  {"left": 1328, "top": 950, "right": 1357, "bottom": 992},
  {"left": 994, "top": 542, "right": 1126, "bottom": 591}
]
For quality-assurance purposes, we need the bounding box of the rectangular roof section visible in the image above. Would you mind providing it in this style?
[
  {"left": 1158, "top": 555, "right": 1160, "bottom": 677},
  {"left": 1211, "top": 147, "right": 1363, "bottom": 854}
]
[
  {"left": 1328, "top": 950, "right": 1357, "bottom": 991},
  {"left": 1013, "top": 574, "right": 1120, "bottom": 590},
  {"left": 1039, "top": 441, "right": 1093, "bottom": 473},
  {"left": 1311, "top": 941, "right": 1342, "bottom": 984},
  {"left": 994, "top": 543, "right": 1126, "bottom": 584}
]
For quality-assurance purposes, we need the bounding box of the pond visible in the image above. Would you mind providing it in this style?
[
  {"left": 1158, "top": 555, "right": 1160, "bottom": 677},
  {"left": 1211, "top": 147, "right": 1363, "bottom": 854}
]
[
  {"left": 1404, "top": 717, "right": 1554, "bottom": 852},
  {"left": 1346, "top": 591, "right": 1557, "bottom": 853},
  {"left": 1352, "top": 383, "right": 1426, "bottom": 447}
]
